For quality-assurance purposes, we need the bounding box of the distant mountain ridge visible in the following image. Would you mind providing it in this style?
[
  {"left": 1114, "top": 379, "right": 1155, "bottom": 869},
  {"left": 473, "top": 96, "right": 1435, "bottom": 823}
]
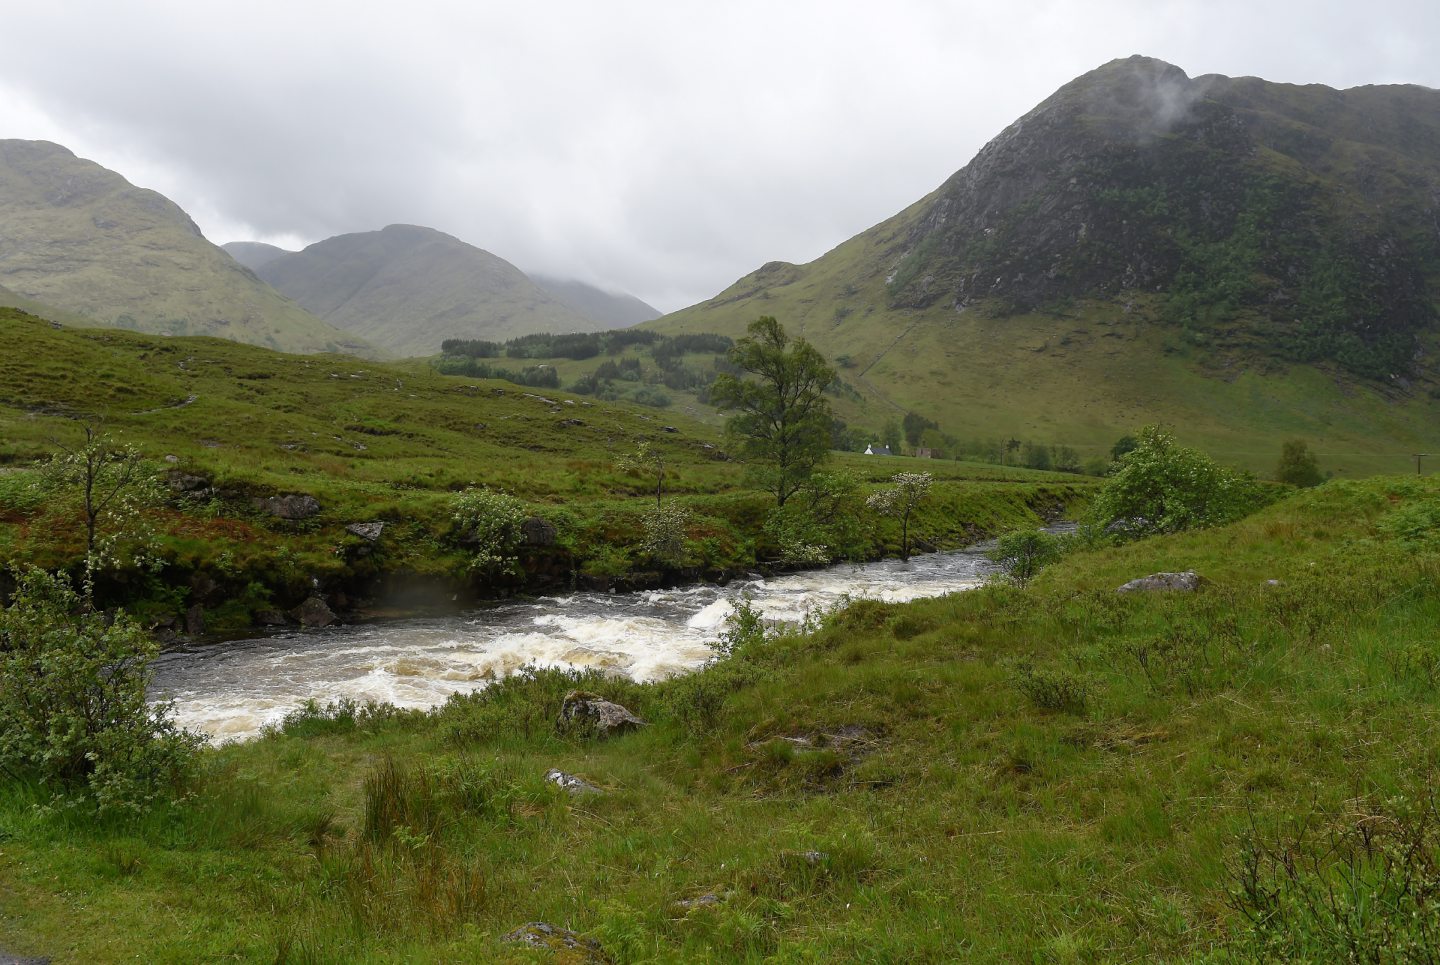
[
  {"left": 0, "top": 139, "right": 369, "bottom": 355},
  {"left": 222, "top": 241, "right": 291, "bottom": 272},
  {"left": 249, "top": 225, "right": 627, "bottom": 356},
  {"left": 529, "top": 273, "right": 660, "bottom": 328}
]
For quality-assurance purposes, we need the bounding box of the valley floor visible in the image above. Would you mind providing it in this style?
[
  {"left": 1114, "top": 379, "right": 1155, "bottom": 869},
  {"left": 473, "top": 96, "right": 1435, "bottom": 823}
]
[{"left": 4, "top": 477, "right": 1440, "bottom": 961}]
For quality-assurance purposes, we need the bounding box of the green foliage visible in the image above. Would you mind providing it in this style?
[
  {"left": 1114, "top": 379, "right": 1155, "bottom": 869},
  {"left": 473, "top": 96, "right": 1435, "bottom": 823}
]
[
  {"left": 988, "top": 527, "right": 1063, "bottom": 585},
  {"left": 451, "top": 488, "right": 528, "bottom": 574},
  {"left": 763, "top": 470, "right": 868, "bottom": 565},
  {"left": 1009, "top": 660, "right": 1088, "bottom": 712},
  {"left": 640, "top": 502, "right": 690, "bottom": 567},
  {"left": 0, "top": 568, "right": 198, "bottom": 812},
  {"left": 1275, "top": 439, "right": 1323, "bottom": 487},
  {"left": 1088, "top": 426, "right": 1266, "bottom": 537},
  {"left": 1225, "top": 795, "right": 1440, "bottom": 962},
  {"left": 710, "top": 317, "right": 837, "bottom": 507}
]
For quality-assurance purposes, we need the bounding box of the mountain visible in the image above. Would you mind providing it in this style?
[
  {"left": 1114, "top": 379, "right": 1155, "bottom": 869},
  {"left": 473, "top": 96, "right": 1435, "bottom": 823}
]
[
  {"left": 253, "top": 225, "right": 613, "bottom": 356},
  {"left": 0, "top": 140, "right": 369, "bottom": 355},
  {"left": 222, "top": 241, "right": 293, "bottom": 272},
  {"left": 529, "top": 273, "right": 660, "bottom": 328},
  {"left": 652, "top": 57, "right": 1440, "bottom": 473}
]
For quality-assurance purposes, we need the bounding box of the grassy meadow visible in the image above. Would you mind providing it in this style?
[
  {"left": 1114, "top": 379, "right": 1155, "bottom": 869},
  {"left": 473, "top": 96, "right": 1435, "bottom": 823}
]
[{"left": 2, "top": 476, "right": 1439, "bottom": 960}]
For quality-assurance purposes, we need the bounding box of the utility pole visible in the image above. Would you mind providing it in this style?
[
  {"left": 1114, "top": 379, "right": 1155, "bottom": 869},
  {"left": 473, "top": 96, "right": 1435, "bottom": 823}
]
[{"left": 1414, "top": 453, "right": 1430, "bottom": 476}]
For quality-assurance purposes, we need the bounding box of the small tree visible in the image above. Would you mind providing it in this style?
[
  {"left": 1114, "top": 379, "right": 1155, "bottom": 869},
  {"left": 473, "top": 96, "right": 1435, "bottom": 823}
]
[
  {"left": 617, "top": 441, "right": 669, "bottom": 508},
  {"left": 41, "top": 424, "right": 162, "bottom": 595},
  {"left": 1089, "top": 425, "right": 1262, "bottom": 536},
  {"left": 765, "top": 470, "right": 866, "bottom": 566},
  {"left": 710, "top": 317, "right": 836, "bottom": 506},
  {"left": 988, "top": 528, "right": 1062, "bottom": 586},
  {"left": 1276, "top": 439, "right": 1323, "bottom": 488},
  {"left": 452, "top": 488, "right": 528, "bottom": 575},
  {"left": 0, "top": 567, "right": 199, "bottom": 812},
  {"left": 866, "top": 471, "right": 933, "bottom": 561}
]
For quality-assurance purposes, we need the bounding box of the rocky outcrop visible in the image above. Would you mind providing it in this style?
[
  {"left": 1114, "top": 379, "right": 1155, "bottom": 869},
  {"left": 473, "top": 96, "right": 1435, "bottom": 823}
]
[
  {"left": 345, "top": 522, "right": 385, "bottom": 542},
  {"left": 521, "top": 516, "right": 558, "bottom": 546},
  {"left": 557, "top": 691, "right": 646, "bottom": 737},
  {"left": 1116, "top": 571, "right": 1206, "bottom": 593},
  {"left": 256, "top": 494, "right": 320, "bottom": 520},
  {"left": 503, "top": 922, "right": 608, "bottom": 961},
  {"left": 292, "top": 596, "right": 339, "bottom": 627}
]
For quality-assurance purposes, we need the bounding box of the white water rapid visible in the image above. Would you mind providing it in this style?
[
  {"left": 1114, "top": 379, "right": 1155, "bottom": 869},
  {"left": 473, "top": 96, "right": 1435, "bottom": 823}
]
[{"left": 152, "top": 544, "right": 1010, "bottom": 742}]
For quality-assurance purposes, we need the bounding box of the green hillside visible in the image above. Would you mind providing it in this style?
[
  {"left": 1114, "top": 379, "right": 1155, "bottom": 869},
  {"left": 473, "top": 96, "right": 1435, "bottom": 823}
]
[
  {"left": 0, "top": 140, "right": 370, "bottom": 356},
  {"left": 649, "top": 58, "right": 1440, "bottom": 477},
  {"left": 255, "top": 225, "right": 613, "bottom": 357},
  {"left": 0, "top": 308, "right": 1080, "bottom": 630}
]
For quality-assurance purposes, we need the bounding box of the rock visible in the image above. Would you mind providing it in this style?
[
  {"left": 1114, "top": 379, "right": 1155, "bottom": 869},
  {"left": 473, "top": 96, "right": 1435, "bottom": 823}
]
[
  {"left": 345, "top": 521, "right": 385, "bottom": 542},
  {"left": 256, "top": 493, "right": 321, "bottom": 520},
  {"left": 557, "top": 691, "right": 646, "bottom": 737},
  {"left": 1105, "top": 516, "right": 1150, "bottom": 535},
  {"left": 544, "top": 768, "right": 603, "bottom": 796},
  {"left": 1116, "top": 571, "right": 1206, "bottom": 593},
  {"left": 293, "top": 596, "right": 339, "bottom": 627},
  {"left": 521, "top": 516, "right": 558, "bottom": 547},
  {"left": 1264, "top": 578, "right": 1283, "bottom": 587},
  {"left": 184, "top": 604, "right": 205, "bottom": 637},
  {"left": 673, "top": 891, "right": 727, "bottom": 912},
  {"left": 662, "top": 426, "right": 679, "bottom": 433},
  {"left": 167, "top": 472, "right": 211, "bottom": 493},
  {"left": 255, "top": 609, "right": 289, "bottom": 627},
  {"left": 779, "top": 850, "right": 830, "bottom": 868},
  {"left": 163, "top": 454, "right": 179, "bottom": 464},
  {"left": 503, "top": 922, "right": 607, "bottom": 960},
  {"left": 559, "top": 418, "right": 585, "bottom": 427}
]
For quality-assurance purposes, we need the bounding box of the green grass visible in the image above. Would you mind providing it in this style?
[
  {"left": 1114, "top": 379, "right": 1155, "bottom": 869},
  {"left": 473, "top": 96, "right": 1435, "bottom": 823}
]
[
  {"left": 0, "top": 308, "right": 1085, "bottom": 625},
  {"left": 4, "top": 476, "right": 1440, "bottom": 961}
]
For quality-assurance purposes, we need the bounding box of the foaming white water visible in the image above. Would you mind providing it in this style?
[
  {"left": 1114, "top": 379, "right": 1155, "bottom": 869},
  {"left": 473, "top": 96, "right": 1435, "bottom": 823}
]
[{"left": 153, "top": 543, "right": 1005, "bottom": 742}]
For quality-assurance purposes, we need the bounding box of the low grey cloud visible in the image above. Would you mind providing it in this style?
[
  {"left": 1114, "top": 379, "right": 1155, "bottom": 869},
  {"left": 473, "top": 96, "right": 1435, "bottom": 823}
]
[{"left": 1, "top": 0, "right": 1436, "bottom": 312}]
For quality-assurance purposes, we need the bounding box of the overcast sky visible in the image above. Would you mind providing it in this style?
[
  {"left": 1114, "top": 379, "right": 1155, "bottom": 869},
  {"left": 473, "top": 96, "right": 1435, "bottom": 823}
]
[{"left": 1, "top": 1, "right": 1436, "bottom": 312}]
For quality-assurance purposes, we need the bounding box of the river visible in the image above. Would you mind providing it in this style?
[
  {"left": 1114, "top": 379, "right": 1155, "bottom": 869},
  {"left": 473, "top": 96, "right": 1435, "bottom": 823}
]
[{"left": 152, "top": 542, "right": 1013, "bottom": 742}]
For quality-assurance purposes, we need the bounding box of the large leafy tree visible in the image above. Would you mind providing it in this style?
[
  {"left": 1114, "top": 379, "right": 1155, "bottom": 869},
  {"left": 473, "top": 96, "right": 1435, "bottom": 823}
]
[{"left": 710, "top": 316, "right": 836, "bottom": 507}]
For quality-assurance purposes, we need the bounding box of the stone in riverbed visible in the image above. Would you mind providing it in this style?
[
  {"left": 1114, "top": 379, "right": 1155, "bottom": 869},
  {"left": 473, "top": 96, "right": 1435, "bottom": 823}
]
[
  {"left": 557, "top": 691, "right": 646, "bottom": 737},
  {"left": 1116, "top": 571, "right": 1205, "bottom": 593}
]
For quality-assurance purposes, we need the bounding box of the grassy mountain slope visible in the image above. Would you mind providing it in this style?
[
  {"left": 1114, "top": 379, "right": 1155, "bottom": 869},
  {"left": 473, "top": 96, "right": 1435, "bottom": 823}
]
[
  {"left": 652, "top": 58, "right": 1440, "bottom": 476},
  {"left": 256, "top": 225, "right": 611, "bottom": 357},
  {"left": 0, "top": 140, "right": 369, "bottom": 356},
  {"left": 221, "top": 240, "right": 292, "bottom": 272},
  {"left": 530, "top": 273, "right": 661, "bottom": 328},
  {"left": 3, "top": 476, "right": 1439, "bottom": 960}
]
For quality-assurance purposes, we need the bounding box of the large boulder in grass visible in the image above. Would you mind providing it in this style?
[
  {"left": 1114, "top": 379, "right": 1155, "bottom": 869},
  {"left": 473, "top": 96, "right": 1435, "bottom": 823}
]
[
  {"left": 557, "top": 691, "right": 646, "bottom": 737},
  {"left": 256, "top": 493, "right": 321, "bottom": 520},
  {"left": 1116, "top": 570, "right": 1206, "bottom": 593}
]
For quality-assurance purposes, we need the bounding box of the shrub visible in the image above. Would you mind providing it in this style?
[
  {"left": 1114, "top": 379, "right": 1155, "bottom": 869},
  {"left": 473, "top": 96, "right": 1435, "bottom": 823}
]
[
  {"left": 639, "top": 502, "right": 690, "bottom": 567},
  {"left": 1088, "top": 425, "right": 1265, "bottom": 537},
  {"left": 0, "top": 567, "right": 199, "bottom": 812},
  {"left": 989, "top": 528, "right": 1062, "bottom": 585},
  {"left": 451, "top": 488, "right": 528, "bottom": 574},
  {"left": 1010, "top": 661, "right": 1088, "bottom": 712}
]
